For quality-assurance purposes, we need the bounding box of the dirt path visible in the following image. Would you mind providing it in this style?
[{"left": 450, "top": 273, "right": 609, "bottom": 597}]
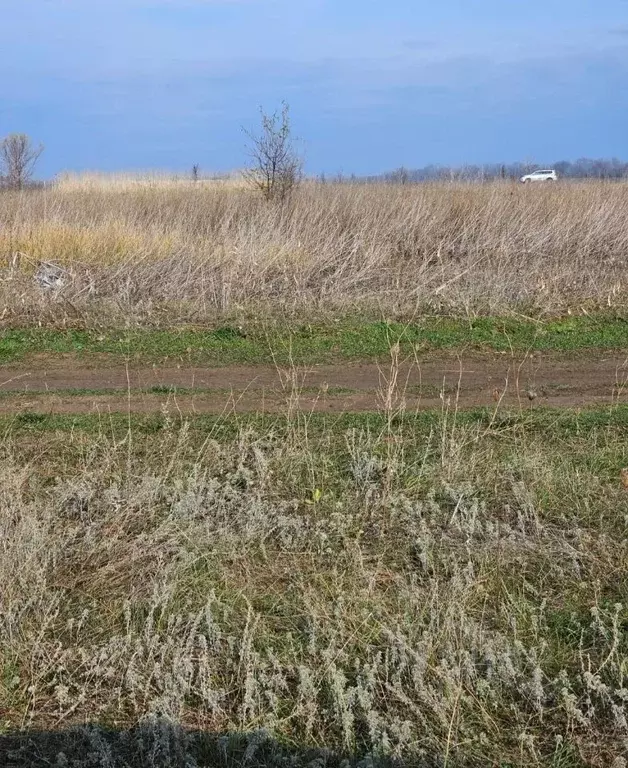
[{"left": 0, "top": 352, "right": 626, "bottom": 413}]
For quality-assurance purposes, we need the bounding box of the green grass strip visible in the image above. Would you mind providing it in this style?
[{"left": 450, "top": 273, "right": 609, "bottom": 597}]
[
  {"left": 3, "top": 404, "right": 628, "bottom": 439},
  {"left": 1, "top": 315, "right": 627, "bottom": 365}
]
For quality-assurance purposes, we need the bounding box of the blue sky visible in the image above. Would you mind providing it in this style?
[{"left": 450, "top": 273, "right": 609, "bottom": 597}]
[{"left": 1, "top": 0, "right": 627, "bottom": 176}]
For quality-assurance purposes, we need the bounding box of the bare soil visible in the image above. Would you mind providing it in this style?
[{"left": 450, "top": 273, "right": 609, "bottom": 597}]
[{"left": 0, "top": 352, "right": 626, "bottom": 413}]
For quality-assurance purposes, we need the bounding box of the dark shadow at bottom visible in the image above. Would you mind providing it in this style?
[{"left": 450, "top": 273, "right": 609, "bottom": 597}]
[{"left": 0, "top": 719, "right": 421, "bottom": 767}]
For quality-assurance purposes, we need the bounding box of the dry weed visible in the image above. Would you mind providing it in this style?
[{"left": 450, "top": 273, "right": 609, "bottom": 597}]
[
  {"left": 0, "top": 407, "right": 626, "bottom": 765},
  {"left": 0, "top": 180, "right": 626, "bottom": 324}
]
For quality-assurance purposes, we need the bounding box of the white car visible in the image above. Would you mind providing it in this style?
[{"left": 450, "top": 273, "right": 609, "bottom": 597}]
[{"left": 520, "top": 169, "right": 558, "bottom": 183}]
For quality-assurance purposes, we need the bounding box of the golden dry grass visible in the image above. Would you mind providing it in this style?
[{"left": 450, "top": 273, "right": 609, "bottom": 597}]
[
  {"left": 0, "top": 179, "right": 626, "bottom": 325},
  {"left": 54, "top": 171, "right": 246, "bottom": 192}
]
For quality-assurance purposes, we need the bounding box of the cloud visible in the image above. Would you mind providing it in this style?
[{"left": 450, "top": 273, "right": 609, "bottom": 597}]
[
  {"left": 402, "top": 39, "right": 435, "bottom": 51},
  {"left": 44, "top": 0, "right": 261, "bottom": 5},
  {"left": 6, "top": 41, "right": 628, "bottom": 177},
  {"left": 3, "top": 0, "right": 628, "bottom": 176}
]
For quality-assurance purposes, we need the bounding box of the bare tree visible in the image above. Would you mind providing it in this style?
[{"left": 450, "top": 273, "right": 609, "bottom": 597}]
[
  {"left": 191, "top": 164, "right": 200, "bottom": 182},
  {"left": 391, "top": 166, "right": 409, "bottom": 185},
  {"left": 243, "top": 102, "right": 302, "bottom": 202},
  {"left": 0, "top": 133, "right": 44, "bottom": 189}
]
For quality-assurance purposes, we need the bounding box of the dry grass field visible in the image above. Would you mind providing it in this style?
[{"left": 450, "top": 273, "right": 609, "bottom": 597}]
[
  {"left": 0, "top": 179, "right": 626, "bottom": 325},
  {"left": 1, "top": 177, "right": 627, "bottom": 767}
]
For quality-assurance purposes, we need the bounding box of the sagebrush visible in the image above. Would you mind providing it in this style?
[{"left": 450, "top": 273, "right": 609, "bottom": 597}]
[{"left": 0, "top": 408, "right": 627, "bottom": 765}]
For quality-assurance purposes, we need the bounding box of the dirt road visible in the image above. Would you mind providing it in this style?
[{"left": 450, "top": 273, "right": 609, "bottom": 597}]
[
  {"left": 0, "top": 353, "right": 628, "bottom": 413},
  {"left": 0, "top": 352, "right": 626, "bottom": 413}
]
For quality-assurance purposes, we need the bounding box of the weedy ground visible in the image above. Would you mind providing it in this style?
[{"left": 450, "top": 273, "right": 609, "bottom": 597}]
[
  {"left": 0, "top": 178, "right": 627, "bottom": 767},
  {"left": 1, "top": 404, "right": 627, "bottom": 766},
  {"left": 0, "top": 180, "right": 627, "bottom": 326}
]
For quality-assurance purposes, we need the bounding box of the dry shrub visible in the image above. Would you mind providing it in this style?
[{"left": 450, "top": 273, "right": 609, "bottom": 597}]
[
  {"left": 0, "top": 180, "right": 626, "bottom": 324},
  {"left": 0, "top": 413, "right": 627, "bottom": 765}
]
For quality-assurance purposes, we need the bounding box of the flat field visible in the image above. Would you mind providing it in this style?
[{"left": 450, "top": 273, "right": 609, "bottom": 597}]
[{"left": 0, "top": 179, "right": 627, "bottom": 767}]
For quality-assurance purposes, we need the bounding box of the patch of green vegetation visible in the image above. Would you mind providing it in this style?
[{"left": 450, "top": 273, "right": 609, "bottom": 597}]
[
  {"left": 13, "top": 412, "right": 48, "bottom": 426},
  {"left": 7, "top": 411, "right": 170, "bottom": 435},
  {"left": 2, "top": 404, "right": 628, "bottom": 439},
  {"left": 0, "top": 314, "right": 626, "bottom": 365}
]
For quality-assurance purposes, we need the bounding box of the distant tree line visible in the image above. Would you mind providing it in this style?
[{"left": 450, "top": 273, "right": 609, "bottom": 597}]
[
  {"left": 372, "top": 158, "right": 628, "bottom": 183},
  {"left": 3, "top": 122, "right": 626, "bottom": 193}
]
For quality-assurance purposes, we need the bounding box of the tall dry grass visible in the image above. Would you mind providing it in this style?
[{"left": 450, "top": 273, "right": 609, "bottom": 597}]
[
  {"left": 53, "top": 171, "right": 245, "bottom": 192},
  {"left": 0, "top": 180, "right": 626, "bottom": 325}
]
